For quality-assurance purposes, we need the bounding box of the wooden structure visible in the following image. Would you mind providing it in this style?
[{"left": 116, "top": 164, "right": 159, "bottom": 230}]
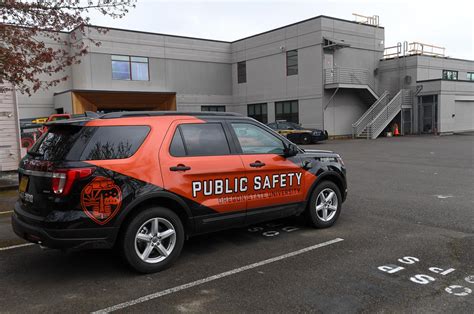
[
  {"left": 0, "top": 82, "right": 21, "bottom": 171},
  {"left": 68, "top": 90, "right": 176, "bottom": 114}
]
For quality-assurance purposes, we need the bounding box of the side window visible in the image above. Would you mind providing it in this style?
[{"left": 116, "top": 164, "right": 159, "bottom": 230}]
[
  {"left": 231, "top": 123, "right": 285, "bottom": 154},
  {"left": 80, "top": 126, "right": 150, "bottom": 160},
  {"left": 169, "top": 128, "right": 186, "bottom": 157},
  {"left": 179, "top": 123, "right": 231, "bottom": 156}
]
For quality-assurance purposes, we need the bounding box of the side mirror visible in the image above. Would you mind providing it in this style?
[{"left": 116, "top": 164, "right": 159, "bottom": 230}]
[{"left": 283, "top": 143, "right": 299, "bottom": 157}]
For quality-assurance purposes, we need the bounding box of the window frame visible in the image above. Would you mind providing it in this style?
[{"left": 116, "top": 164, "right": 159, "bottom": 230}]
[
  {"left": 275, "top": 100, "right": 299, "bottom": 124},
  {"left": 286, "top": 50, "right": 298, "bottom": 76},
  {"left": 247, "top": 103, "right": 268, "bottom": 124},
  {"left": 169, "top": 122, "right": 233, "bottom": 157},
  {"left": 442, "top": 69, "right": 458, "bottom": 81},
  {"left": 111, "top": 55, "right": 150, "bottom": 81},
  {"left": 467, "top": 72, "right": 474, "bottom": 81},
  {"left": 237, "top": 61, "right": 247, "bottom": 84}
]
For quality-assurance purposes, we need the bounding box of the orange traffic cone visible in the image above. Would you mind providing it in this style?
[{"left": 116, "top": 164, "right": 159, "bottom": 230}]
[{"left": 393, "top": 123, "right": 400, "bottom": 136}]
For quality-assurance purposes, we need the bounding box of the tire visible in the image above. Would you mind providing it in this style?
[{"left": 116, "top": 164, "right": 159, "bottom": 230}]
[
  {"left": 300, "top": 133, "right": 311, "bottom": 145},
  {"left": 306, "top": 181, "right": 342, "bottom": 228},
  {"left": 121, "top": 207, "right": 184, "bottom": 273}
]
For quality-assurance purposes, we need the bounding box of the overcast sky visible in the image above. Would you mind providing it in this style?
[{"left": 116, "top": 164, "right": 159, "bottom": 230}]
[{"left": 89, "top": 0, "right": 473, "bottom": 59}]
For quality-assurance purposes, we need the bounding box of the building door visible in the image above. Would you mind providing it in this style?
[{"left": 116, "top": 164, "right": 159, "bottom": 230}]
[
  {"left": 324, "top": 53, "right": 334, "bottom": 69},
  {"left": 401, "top": 108, "right": 412, "bottom": 135},
  {"left": 418, "top": 95, "right": 438, "bottom": 134}
]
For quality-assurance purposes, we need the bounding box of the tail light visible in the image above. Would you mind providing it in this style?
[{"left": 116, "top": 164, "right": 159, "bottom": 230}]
[{"left": 51, "top": 167, "right": 95, "bottom": 195}]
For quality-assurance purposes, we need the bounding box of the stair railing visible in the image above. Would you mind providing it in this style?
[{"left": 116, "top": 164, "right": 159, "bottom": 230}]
[
  {"left": 352, "top": 91, "right": 390, "bottom": 138},
  {"left": 324, "top": 67, "right": 374, "bottom": 90},
  {"left": 367, "top": 90, "right": 405, "bottom": 139}
]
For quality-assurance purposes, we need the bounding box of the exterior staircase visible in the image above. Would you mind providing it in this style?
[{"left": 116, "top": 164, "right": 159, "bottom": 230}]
[
  {"left": 324, "top": 67, "right": 413, "bottom": 139},
  {"left": 352, "top": 89, "right": 411, "bottom": 139}
]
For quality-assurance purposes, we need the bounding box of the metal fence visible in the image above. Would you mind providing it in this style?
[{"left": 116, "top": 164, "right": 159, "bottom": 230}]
[{"left": 324, "top": 67, "right": 374, "bottom": 90}]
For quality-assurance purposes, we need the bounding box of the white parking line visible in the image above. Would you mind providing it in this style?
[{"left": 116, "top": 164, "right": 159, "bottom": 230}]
[
  {"left": 0, "top": 243, "right": 35, "bottom": 251},
  {"left": 0, "top": 210, "right": 13, "bottom": 215},
  {"left": 92, "top": 237, "right": 344, "bottom": 313}
]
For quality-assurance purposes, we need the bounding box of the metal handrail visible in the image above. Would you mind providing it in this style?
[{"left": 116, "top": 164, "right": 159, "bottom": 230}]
[
  {"left": 383, "top": 41, "right": 445, "bottom": 59},
  {"left": 324, "top": 67, "right": 375, "bottom": 90},
  {"left": 352, "top": 91, "right": 390, "bottom": 137},
  {"left": 367, "top": 90, "right": 405, "bottom": 139}
]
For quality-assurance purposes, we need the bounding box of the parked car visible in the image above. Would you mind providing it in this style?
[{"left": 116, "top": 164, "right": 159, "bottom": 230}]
[
  {"left": 267, "top": 120, "right": 328, "bottom": 144},
  {"left": 13, "top": 111, "right": 347, "bottom": 273}
]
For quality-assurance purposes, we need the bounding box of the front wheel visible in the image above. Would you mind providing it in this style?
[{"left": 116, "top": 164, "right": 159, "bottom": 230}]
[
  {"left": 306, "top": 181, "right": 342, "bottom": 228},
  {"left": 121, "top": 207, "right": 184, "bottom": 273}
]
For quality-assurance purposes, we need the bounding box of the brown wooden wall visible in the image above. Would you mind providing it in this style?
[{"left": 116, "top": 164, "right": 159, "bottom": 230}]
[{"left": 72, "top": 91, "right": 176, "bottom": 114}]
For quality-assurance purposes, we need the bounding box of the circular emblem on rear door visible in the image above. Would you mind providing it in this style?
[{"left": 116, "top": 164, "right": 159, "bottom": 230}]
[{"left": 81, "top": 177, "right": 122, "bottom": 225}]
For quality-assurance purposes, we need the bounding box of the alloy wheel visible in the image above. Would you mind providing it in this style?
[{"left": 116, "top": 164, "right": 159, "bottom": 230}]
[
  {"left": 134, "top": 217, "right": 177, "bottom": 263},
  {"left": 315, "top": 188, "right": 338, "bottom": 222}
]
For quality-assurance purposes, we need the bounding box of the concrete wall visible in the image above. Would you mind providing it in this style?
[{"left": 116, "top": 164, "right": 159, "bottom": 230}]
[
  {"left": 231, "top": 18, "right": 324, "bottom": 125},
  {"left": 54, "top": 92, "right": 73, "bottom": 114},
  {"left": 379, "top": 55, "right": 474, "bottom": 94},
  {"left": 416, "top": 56, "right": 474, "bottom": 81},
  {"left": 231, "top": 16, "right": 384, "bottom": 132},
  {"left": 73, "top": 27, "right": 233, "bottom": 112},
  {"left": 17, "top": 32, "right": 72, "bottom": 119},
  {"left": 416, "top": 80, "right": 474, "bottom": 133},
  {"left": 324, "top": 89, "right": 367, "bottom": 135}
]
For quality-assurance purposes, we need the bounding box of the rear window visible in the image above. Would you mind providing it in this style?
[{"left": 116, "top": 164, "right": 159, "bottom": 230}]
[{"left": 30, "top": 125, "right": 150, "bottom": 161}]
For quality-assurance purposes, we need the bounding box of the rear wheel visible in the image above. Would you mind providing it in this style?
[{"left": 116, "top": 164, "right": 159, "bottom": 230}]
[
  {"left": 306, "top": 181, "right": 342, "bottom": 228},
  {"left": 300, "top": 133, "right": 311, "bottom": 145},
  {"left": 121, "top": 207, "right": 184, "bottom": 273}
]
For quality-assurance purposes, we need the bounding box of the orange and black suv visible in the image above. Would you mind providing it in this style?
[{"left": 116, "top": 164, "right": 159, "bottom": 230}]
[{"left": 12, "top": 112, "right": 347, "bottom": 273}]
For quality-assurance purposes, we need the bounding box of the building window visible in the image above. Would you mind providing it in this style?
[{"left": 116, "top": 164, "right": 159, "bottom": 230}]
[
  {"left": 467, "top": 72, "right": 474, "bottom": 81},
  {"left": 286, "top": 50, "right": 298, "bottom": 76},
  {"left": 442, "top": 70, "right": 458, "bottom": 80},
  {"left": 237, "top": 61, "right": 246, "bottom": 83},
  {"left": 275, "top": 100, "right": 299, "bottom": 123},
  {"left": 248, "top": 103, "right": 267, "bottom": 123},
  {"left": 201, "top": 106, "right": 226, "bottom": 112},
  {"left": 112, "top": 55, "right": 149, "bottom": 81}
]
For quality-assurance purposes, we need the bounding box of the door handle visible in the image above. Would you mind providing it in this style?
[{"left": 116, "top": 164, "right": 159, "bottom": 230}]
[
  {"left": 250, "top": 161, "right": 266, "bottom": 168},
  {"left": 170, "top": 164, "right": 191, "bottom": 171}
]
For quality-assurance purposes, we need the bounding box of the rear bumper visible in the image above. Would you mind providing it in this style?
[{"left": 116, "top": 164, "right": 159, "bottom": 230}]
[{"left": 12, "top": 202, "right": 117, "bottom": 250}]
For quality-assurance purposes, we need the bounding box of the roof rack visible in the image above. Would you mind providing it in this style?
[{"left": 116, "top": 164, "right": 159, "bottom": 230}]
[{"left": 100, "top": 111, "right": 242, "bottom": 119}]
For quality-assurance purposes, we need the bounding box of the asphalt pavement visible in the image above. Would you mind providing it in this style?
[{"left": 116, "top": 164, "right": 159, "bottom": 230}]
[{"left": 0, "top": 134, "right": 472, "bottom": 313}]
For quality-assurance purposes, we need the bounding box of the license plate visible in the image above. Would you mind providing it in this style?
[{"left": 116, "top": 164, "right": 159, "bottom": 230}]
[{"left": 19, "top": 176, "right": 29, "bottom": 193}]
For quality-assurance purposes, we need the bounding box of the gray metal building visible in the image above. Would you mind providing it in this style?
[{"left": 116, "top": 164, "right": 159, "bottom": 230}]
[{"left": 11, "top": 14, "right": 474, "bottom": 138}]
